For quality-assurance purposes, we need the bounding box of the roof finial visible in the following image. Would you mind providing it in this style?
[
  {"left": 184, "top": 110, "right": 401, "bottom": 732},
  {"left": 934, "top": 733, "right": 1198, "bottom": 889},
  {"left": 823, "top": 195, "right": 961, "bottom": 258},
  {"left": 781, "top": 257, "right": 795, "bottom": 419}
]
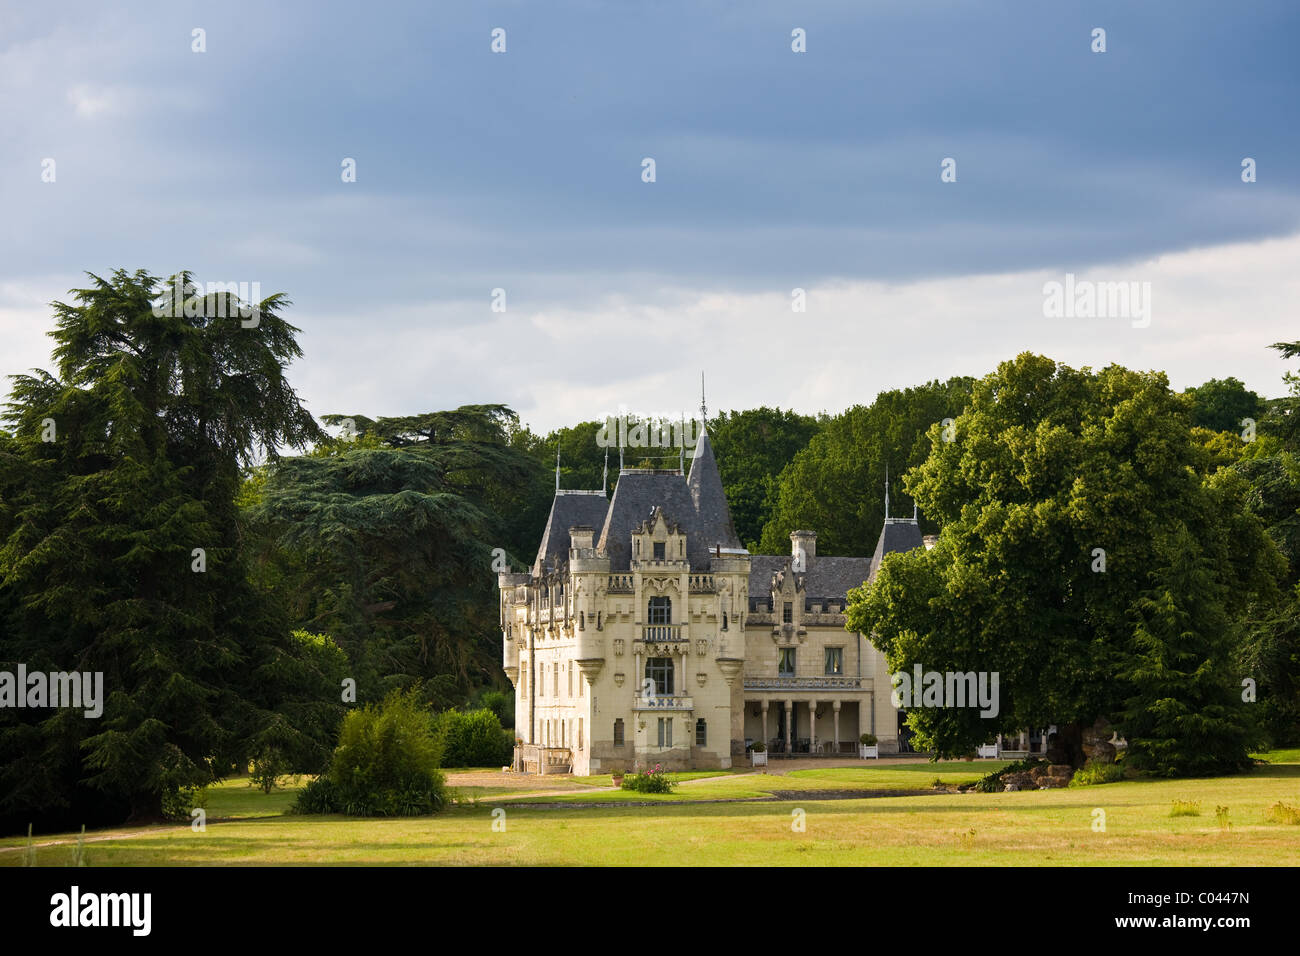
[
  {"left": 700, "top": 371, "right": 707, "bottom": 422},
  {"left": 603, "top": 447, "right": 609, "bottom": 493},
  {"left": 884, "top": 464, "right": 890, "bottom": 521},
  {"left": 913, "top": 496, "right": 918, "bottom": 522},
  {"left": 555, "top": 447, "right": 561, "bottom": 493}
]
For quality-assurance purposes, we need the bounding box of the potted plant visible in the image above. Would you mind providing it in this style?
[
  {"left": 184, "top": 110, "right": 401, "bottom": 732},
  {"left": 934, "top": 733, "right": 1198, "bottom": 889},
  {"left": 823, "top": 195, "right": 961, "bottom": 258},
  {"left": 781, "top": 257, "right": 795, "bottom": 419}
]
[
  {"left": 750, "top": 741, "right": 768, "bottom": 767},
  {"left": 860, "top": 733, "right": 879, "bottom": 759},
  {"left": 611, "top": 770, "right": 625, "bottom": 787}
]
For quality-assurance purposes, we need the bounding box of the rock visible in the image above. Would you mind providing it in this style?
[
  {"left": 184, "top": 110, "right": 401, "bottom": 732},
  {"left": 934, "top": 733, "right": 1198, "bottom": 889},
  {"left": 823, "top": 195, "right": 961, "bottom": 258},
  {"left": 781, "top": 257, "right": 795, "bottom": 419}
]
[
  {"left": 1003, "top": 771, "right": 1036, "bottom": 790},
  {"left": 1082, "top": 717, "right": 1117, "bottom": 764},
  {"left": 1004, "top": 783, "right": 1021, "bottom": 792},
  {"left": 1030, "top": 765, "right": 1048, "bottom": 780},
  {"left": 1048, "top": 764, "right": 1074, "bottom": 778},
  {"left": 1038, "top": 775, "right": 1070, "bottom": 788}
]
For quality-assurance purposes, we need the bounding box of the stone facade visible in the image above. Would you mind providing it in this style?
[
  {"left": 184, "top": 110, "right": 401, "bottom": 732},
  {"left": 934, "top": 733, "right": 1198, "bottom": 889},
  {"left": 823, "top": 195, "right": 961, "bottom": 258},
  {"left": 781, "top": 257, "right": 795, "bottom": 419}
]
[{"left": 500, "top": 429, "right": 919, "bottom": 774}]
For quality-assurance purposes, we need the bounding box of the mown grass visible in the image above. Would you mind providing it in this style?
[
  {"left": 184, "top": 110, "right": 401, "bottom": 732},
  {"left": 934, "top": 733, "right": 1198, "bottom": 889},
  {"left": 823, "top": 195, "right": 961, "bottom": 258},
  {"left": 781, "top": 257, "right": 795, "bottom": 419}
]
[{"left": 4, "top": 754, "right": 1297, "bottom": 866}]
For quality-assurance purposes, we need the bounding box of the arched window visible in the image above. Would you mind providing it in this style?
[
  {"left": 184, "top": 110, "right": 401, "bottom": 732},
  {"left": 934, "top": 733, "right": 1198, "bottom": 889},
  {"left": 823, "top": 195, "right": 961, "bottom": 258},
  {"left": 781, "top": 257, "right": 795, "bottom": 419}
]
[{"left": 648, "top": 596, "right": 671, "bottom": 625}]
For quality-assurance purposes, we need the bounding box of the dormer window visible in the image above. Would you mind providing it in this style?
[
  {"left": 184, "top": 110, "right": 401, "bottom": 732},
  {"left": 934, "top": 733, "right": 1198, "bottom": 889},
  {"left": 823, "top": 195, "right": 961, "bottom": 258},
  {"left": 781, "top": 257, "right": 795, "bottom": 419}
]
[{"left": 653, "top": 541, "right": 665, "bottom": 561}]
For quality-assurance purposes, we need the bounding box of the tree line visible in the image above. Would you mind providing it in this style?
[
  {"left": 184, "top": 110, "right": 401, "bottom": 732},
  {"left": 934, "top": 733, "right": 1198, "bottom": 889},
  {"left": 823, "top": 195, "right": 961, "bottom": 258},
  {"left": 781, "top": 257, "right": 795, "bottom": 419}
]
[{"left": 1, "top": 269, "right": 1295, "bottom": 829}]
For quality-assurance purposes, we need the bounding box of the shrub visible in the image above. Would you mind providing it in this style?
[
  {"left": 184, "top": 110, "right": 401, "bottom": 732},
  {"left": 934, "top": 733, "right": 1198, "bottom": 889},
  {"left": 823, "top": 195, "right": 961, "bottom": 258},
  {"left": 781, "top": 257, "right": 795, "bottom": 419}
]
[
  {"left": 433, "top": 708, "right": 514, "bottom": 768},
  {"left": 1169, "top": 799, "right": 1201, "bottom": 817},
  {"left": 290, "top": 687, "right": 446, "bottom": 817},
  {"left": 860, "top": 733, "right": 878, "bottom": 746},
  {"left": 620, "top": 764, "right": 675, "bottom": 794},
  {"left": 249, "top": 746, "right": 288, "bottom": 794},
  {"left": 1264, "top": 801, "right": 1300, "bottom": 825},
  {"left": 750, "top": 742, "right": 766, "bottom": 753},
  {"left": 161, "top": 785, "right": 208, "bottom": 822},
  {"left": 476, "top": 689, "right": 515, "bottom": 729},
  {"left": 1215, "top": 805, "right": 1231, "bottom": 830},
  {"left": 1070, "top": 761, "right": 1125, "bottom": 787}
]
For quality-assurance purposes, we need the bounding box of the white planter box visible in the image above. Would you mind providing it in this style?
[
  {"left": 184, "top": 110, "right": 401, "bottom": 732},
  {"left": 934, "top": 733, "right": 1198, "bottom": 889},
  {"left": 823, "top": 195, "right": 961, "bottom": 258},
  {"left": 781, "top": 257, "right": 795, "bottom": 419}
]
[
  {"left": 860, "top": 745, "right": 879, "bottom": 759},
  {"left": 751, "top": 751, "right": 768, "bottom": 766},
  {"left": 976, "top": 743, "right": 999, "bottom": 759}
]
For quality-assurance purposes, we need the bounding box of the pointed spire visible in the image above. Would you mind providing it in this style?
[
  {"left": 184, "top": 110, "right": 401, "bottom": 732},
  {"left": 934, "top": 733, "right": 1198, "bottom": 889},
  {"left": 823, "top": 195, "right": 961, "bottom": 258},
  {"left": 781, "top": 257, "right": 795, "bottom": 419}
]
[
  {"left": 699, "top": 371, "right": 708, "bottom": 423},
  {"left": 602, "top": 447, "right": 609, "bottom": 492},
  {"left": 555, "top": 447, "right": 561, "bottom": 493},
  {"left": 913, "top": 497, "right": 918, "bottom": 523},
  {"left": 884, "top": 464, "right": 890, "bottom": 520}
]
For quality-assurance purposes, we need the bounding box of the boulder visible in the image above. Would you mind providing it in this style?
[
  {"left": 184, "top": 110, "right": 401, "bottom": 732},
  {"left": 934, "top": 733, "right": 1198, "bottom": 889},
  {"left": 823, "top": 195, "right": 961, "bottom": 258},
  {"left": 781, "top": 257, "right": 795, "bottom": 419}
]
[
  {"left": 1038, "top": 775, "right": 1070, "bottom": 788},
  {"left": 1003, "top": 771, "right": 1036, "bottom": 790},
  {"left": 1081, "top": 717, "right": 1117, "bottom": 764},
  {"left": 1048, "top": 764, "right": 1074, "bottom": 779}
]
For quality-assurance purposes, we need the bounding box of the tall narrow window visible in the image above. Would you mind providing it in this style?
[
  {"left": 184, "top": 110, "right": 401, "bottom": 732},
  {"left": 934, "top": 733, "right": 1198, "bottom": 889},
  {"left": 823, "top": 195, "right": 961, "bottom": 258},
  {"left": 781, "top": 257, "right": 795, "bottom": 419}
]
[
  {"left": 783, "top": 602, "right": 793, "bottom": 624},
  {"left": 578, "top": 718, "right": 583, "bottom": 750},
  {"left": 553, "top": 664, "right": 559, "bottom": 698},
  {"left": 825, "top": 647, "right": 844, "bottom": 675},
  {"left": 779, "top": 648, "right": 796, "bottom": 676},
  {"left": 695, "top": 719, "right": 707, "bottom": 746},
  {"left": 657, "top": 717, "right": 673, "bottom": 747},
  {"left": 567, "top": 662, "right": 573, "bottom": 698},
  {"left": 653, "top": 541, "right": 665, "bottom": 561},
  {"left": 614, "top": 718, "right": 625, "bottom": 747}
]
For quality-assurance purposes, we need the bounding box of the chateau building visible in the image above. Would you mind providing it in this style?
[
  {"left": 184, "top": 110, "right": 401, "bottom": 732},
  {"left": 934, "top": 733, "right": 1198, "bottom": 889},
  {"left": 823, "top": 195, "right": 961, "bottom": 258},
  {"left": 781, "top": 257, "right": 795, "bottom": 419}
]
[{"left": 499, "top": 427, "right": 924, "bottom": 774}]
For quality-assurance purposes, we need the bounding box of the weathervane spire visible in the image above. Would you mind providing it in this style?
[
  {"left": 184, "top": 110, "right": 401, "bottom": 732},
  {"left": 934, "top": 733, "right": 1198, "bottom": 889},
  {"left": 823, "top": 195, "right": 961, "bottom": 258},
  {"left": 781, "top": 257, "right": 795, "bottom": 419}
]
[
  {"left": 555, "top": 447, "right": 561, "bottom": 493},
  {"left": 884, "top": 464, "right": 890, "bottom": 520},
  {"left": 699, "top": 371, "right": 707, "bottom": 422}
]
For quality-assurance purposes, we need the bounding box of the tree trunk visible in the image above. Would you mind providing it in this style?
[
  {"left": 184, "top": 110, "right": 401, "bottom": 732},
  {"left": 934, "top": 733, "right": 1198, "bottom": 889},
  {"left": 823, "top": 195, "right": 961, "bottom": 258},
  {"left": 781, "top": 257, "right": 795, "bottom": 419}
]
[{"left": 126, "top": 790, "right": 165, "bottom": 825}]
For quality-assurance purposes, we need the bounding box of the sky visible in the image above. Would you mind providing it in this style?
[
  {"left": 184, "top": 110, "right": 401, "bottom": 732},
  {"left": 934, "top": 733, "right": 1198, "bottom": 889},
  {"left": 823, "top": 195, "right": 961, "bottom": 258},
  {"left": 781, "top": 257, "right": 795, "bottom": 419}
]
[{"left": 2, "top": 0, "right": 1298, "bottom": 433}]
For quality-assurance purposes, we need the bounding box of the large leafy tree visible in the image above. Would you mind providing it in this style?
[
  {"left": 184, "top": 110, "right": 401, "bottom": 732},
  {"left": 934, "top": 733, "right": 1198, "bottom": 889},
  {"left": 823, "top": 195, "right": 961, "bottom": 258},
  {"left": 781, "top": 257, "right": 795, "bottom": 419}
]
[
  {"left": 0, "top": 270, "right": 335, "bottom": 827},
  {"left": 759, "top": 378, "right": 974, "bottom": 555},
  {"left": 707, "top": 407, "right": 821, "bottom": 551},
  {"left": 1183, "top": 377, "right": 1263, "bottom": 435},
  {"left": 244, "top": 406, "right": 539, "bottom": 706},
  {"left": 847, "top": 354, "right": 1281, "bottom": 773}
]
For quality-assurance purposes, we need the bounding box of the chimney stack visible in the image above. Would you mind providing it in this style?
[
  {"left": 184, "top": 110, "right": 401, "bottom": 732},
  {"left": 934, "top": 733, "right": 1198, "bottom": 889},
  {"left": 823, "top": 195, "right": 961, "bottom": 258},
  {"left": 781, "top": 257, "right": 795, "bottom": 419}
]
[{"left": 790, "top": 530, "right": 817, "bottom": 570}]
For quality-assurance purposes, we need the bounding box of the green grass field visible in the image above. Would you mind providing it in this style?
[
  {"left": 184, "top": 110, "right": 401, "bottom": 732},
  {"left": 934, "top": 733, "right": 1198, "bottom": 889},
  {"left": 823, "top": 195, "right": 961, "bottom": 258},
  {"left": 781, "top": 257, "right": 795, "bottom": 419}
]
[{"left": 4, "top": 752, "right": 1298, "bottom": 866}]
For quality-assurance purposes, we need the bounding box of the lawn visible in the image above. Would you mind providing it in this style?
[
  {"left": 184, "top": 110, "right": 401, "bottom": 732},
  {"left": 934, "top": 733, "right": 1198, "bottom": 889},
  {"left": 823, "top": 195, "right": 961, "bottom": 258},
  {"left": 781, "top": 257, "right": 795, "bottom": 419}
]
[{"left": 3, "top": 752, "right": 1298, "bottom": 866}]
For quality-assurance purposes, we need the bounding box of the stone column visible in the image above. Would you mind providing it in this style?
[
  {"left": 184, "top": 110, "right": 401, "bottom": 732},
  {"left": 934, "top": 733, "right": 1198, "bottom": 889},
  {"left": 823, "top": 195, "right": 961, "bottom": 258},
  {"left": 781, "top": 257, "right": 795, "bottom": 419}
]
[
  {"left": 634, "top": 649, "right": 642, "bottom": 698},
  {"left": 784, "top": 699, "right": 793, "bottom": 754},
  {"left": 809, "top": 699, "right": 817, "bottom": 754},
  {"left": 761, "top": 700, "right": 769, "bottom": 748},
  {"left": 833, "top": 700, "right": 841, "bottom": 753}
]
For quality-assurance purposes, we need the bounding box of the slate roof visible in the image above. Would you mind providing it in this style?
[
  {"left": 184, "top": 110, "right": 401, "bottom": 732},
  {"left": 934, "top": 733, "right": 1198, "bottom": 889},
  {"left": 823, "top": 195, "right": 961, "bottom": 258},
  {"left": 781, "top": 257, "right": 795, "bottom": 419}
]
[
  {"left": 869, "top": 520, "right": 924, "bottom": 582},
  {"left": 746, "top": 518, "right": 922, "bottom": 608},
  {"left": 597, "top": 470, "right": 713, "bottom": 571},
  {"left": 533, "top": 490, "right": 611, "bottom": 572},
  {"left": 686, "top": 432, "right": 743, "bottom": 553},
  {"left": 747, "top": 555, "right": 872, "bottom": 607},
  {"left": 593, "top": 429, "right": 744, "bottom": 572}
]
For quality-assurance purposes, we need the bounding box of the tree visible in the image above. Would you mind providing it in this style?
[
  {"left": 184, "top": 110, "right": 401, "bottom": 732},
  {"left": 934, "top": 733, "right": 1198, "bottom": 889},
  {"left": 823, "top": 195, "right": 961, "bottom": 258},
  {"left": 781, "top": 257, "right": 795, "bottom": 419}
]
[
  {"left": 707, "top": 407, "right": 821, "bottom": 551},
  {"left": 759, "top": 378, "right": 973, "bottom": 555},
  {"left": 0, "top": 270, "right": 330, "bottom": 827},
  {"left": 1183, "top": 377, "right": 1262, "bottom": 435},
  {"left": 847, "top": 354, "right": 1281, "bottom": 770},
  {"left": 243, "top": 405, "right": 538, "bottom": 706}
]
